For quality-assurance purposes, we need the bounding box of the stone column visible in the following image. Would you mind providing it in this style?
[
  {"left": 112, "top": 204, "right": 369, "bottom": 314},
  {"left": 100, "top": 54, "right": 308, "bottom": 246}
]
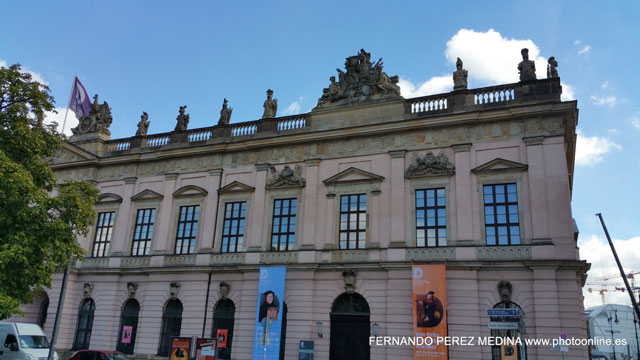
[
  {"left": 247, "top": 164, "right": 269, "bottom": 251},
  {"left": 524, "top": 136, "right": 551, "bottom": 244},
  {"left": 301, "top": 159, "right": 320, "bottom": 249},
  {"left": 324, "top": 192, "right": 336, "bottom": 249},
  {"left": 111, "top": 177, "right": 137, "bottom": 256},
  {"left": 388, "top": 150, "right": 407, "bottom": 247},
  {"left": 153, "top": 173, "right": 178, "bottom": 254},
  {"left": 199, "top": 169, "right": 223, "bottom": 252},
  {"left": 452, "top": 143, "right": 473, "bottom": 245}
]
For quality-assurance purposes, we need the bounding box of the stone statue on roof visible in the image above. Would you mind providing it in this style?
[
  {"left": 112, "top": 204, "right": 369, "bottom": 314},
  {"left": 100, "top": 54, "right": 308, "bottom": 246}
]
[
  {"left": 136, "top": 111, "right": 150, "bottom": 136},
  {"left": 262, "top": 89, "right": 278, "bottom": 119},
  {"left": 518, "top": 48, "right": 536, "bottom": 82},
  {"left": 453, "top": 57, "right": 468, "bottom": 91},
  {"left": 174, "top": 105, "right": 189, "bottom": 131},
  {"left": 315, "top": 49, "right": 402, "bottom": 109},
  {"left": 70, "top": 93, "right": 113, "bottom": 139},
  {"left": 218, "top": 98, "right": 232, "bottom": 125},
  {"left": 547, "top": 56, "right": 558, "bottom": 78}
]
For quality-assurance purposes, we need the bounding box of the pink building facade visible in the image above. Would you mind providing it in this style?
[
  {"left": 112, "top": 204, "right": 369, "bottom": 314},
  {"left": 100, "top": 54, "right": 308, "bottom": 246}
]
[{"left": 12, "top": 61, "right": 588, "bottom": 359}]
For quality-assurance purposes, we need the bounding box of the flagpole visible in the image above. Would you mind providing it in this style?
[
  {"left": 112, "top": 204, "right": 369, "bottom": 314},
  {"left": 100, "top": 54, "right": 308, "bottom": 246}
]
[{"left": 61, "top": 74, "right": 76, "bottom": 136}]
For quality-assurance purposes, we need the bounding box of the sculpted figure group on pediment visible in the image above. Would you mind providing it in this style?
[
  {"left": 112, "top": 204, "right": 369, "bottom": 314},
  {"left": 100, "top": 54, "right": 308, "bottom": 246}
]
[
  {"left": 316, "top": 49, "right": 401, "bottom": 108},
  {"left": 405, "top": 152, "right": 454, "bottom": 178},
  {"left": 71, "top": 94, "right": 113, "bottom": 138},
  {"left": 266, "top": 165, "right": 306, "bottom": 189}
]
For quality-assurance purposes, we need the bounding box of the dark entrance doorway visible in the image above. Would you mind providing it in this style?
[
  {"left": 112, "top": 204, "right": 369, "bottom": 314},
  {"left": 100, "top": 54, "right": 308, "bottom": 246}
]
[{"left": 330, "top": 293, "right": 370, "bottom": 360}]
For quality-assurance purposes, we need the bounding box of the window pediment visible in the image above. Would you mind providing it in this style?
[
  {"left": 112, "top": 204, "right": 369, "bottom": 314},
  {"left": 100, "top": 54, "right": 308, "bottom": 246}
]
[
  {"left": 218, "top": 181, "right": 255, "bottom": 195},
  {"left": 97, "top": 193, "right": 123, "bottom": 204},
  {"left": 131, "top": 189, "right": 164, "bottom": 201},
  {"left": 471, "top": 158, "right": 528, "bottom": 175},
  {"left": 173, "top": 185, "right": 208, "bottom": 198},
  {"left": 323, "top": 167, "right": 384, "bottom": 186},
  {"left": 405, "top": 152, "right": 455, "bottom": 179}
]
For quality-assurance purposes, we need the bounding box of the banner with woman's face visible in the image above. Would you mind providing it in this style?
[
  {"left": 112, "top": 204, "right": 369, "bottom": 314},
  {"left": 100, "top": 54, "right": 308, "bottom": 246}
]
[{"left": 252, "top": 267, "right": 286, "bottom": 360}]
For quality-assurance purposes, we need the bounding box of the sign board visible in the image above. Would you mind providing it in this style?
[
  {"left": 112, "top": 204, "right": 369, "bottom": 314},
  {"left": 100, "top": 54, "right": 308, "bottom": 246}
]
[
  {"left": 412, "top": 265, "right": 448, "bottom": 360},
  {"left": 252, "top": 267, "right": 287, "bottom": 360},
  {"left": 486, "top": 309, "right": 520, "bottom": 317},
  {"left": 488, "top": 322, "right": 519, "bottom": 330},
  {"left": 170, "top": 337, "right": 192, "bottom": 360},
  {"left": 195, "top": 338, "right": 216, "bottom": 360},
  {"left": 298, "top": 340, "right": 314, "bottom": 360}
]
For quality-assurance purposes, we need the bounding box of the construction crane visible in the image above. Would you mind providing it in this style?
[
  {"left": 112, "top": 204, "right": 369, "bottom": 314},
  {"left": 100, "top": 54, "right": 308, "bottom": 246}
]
[
  {"left": 586, "top": 283, "right": 630, "bottom": 305},
  {"left": 586, "top": 272, "right": 640, "bottom": 305}
]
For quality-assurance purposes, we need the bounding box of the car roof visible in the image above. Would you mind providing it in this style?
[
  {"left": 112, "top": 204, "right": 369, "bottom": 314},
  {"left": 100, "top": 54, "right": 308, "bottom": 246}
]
[{"left": 73, "top": 350, "right": 123, "bottom": 354}]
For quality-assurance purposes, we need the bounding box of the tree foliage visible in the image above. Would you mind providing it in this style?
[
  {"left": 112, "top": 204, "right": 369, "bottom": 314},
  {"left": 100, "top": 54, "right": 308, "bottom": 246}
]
[{"left": 0, "top": 64, "right": 98, "bottom": 319}]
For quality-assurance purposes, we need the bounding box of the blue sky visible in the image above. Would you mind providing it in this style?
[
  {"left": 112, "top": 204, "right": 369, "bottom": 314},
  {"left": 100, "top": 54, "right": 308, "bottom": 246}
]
[{"left": 1, "top": 1, "right": 639, "bottom": 308}]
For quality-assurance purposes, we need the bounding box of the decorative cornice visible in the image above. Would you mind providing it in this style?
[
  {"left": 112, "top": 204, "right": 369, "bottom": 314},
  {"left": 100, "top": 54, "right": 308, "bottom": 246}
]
[
  {"left": 451, "top": 143, "right": 472, "bottom": 152},
  {"left": 523, "top": 136, "right": 545, "bottom": 146},
  {"left": 471, "top": 158, "right": 528, "bottom": 175},
  {"left": 124, "top": 177, "right": 138, "bottom": 184},
  {"left": 304, "top": 158, "right": 321, "bottom": 167},
  {"left": 323, "top": 167, "right": 385, "bottom": 186},
  {"left": 218, "top": 181, "right": 255, "bottom": 194},
  {"left": 255, "top": 163, "right": 270, "bottom": 172},
  {"left": 388, "top": 149, "right": 407, "bottom": 158},
  {"left": 131, "top": 189, "right": 164, "bottom": 201},
  {"left": 208, "top": 168, "right": 223, "bottom": 176},
  {"left": 164, "top": 173, "right": 179, "bottom": 180}
]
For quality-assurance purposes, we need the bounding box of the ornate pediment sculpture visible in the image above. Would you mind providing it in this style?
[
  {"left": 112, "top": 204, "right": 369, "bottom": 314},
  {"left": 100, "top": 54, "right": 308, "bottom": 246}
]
[
  {"left": 266, "top": 165, "right": 306, "bottom": 189},
  {"left": 175, "top": 106, "right": 189, "bottom": 131},
  {"left": 70, "top": 94, "right": 113, "bottom": 139},
  {"left": 315, "top": 49, "right": 402, "bottom": 109},
  {"left": 405, "top": 152, "right": 455, "bottom": 178}
]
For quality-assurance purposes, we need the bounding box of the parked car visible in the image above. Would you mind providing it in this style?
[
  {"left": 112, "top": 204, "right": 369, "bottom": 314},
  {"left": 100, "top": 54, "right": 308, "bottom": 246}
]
[
  {"left": 67, "top": 350, "right": 130, "bottom": 360},
  {"left": 0, "top": 322, "right": 58, "bottom": 360}
]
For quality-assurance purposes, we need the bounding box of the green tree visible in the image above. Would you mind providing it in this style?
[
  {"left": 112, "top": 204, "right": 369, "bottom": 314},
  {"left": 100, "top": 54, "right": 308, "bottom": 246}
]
[{"left": 0, "top": 64, "right": 98, "bottom": 319}]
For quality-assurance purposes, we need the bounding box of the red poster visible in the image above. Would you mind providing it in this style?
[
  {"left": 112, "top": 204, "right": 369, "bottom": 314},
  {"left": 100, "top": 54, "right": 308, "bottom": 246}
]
[
  {"left": 216, "top": 329, "right": 228, "bottom": 349},
  {"left": 170, "top": 337, "right": 192, "bottom": 360},
  {"left": 196, "top": 338, "right": 216, "bottom": 360},
  {"left": 412, "top": 265, "right": 448, "bottom": 359}
]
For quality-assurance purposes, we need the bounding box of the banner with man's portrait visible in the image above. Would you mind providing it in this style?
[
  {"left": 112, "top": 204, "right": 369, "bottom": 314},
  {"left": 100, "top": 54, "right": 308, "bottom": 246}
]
[
  {"left": 412, "top": 264, "right": 448, "bottom": 359},
  {"left": 252, "top": 266, "right": 286, "bottom": 360}
]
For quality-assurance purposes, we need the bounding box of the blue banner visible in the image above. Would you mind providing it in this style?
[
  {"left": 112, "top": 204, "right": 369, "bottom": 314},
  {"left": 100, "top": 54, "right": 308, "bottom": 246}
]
[{"left": 252, "top": 267, "right": 286, "bottom": 360}]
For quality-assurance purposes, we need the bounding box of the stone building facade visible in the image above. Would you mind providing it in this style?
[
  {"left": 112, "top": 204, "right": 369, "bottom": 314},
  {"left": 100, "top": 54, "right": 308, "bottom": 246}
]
[{"left": 11, "top": 52, "right": 588, "bottom": 360}]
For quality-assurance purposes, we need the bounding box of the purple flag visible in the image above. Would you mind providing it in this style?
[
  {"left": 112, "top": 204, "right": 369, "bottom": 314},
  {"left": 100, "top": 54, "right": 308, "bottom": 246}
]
[{"left": 68, "top": 76, "right": 91, "bottom": 119}]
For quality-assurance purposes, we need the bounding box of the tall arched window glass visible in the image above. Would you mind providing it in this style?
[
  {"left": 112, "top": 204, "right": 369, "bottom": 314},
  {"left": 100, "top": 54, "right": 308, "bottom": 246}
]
[
  {"left": 72, "top": 299, "right": 95, "bottom": 350},
  {"left": 212, "top": 299, "right": 235, "bottom": 360},
  {"left": 490, "top": 301, "right": 526, "bottom": 360},
  {"left": 158, "top": 299, "right": 183, "bottom": 356},
  {"left": 37, "top": 293, "right": 49, "bottom": 330},
  {"left": 116, "top": 299, "right": 140, "bottom": 354}
]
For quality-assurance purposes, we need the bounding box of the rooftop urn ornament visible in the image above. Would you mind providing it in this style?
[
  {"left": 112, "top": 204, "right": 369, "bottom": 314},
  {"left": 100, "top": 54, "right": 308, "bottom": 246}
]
[
  {"left": 262, "top": 89, "right": 278, "bottom": 119},
  {"left": 453, "top": 57, "right": 468, "bottom": 91},
  {"left": 547, "top": 56, "right": 559, "bottom": 78},
  {"left": 518, "top": 48, "right": 537, "bottom": 82},
  {"left": 135, "top": 111, "right": 150, "bottom": 136},
  {"left": 70, "top": 93, "right": 113, "bottom": 138},
  {"left": 218, "top": 98, "right": 233, "bottom": 125},
  {"left": 174, "top": 105, "right": 189, "bottom": 131},
  {"left": 315, "top": 49, "right": 401, "bottom": 109}
]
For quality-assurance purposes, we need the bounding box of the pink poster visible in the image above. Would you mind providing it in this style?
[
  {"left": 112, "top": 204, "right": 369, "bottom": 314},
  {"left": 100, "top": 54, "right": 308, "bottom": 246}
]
[{"left": 121, "top": 326, "right": 133, "bottom": 344}]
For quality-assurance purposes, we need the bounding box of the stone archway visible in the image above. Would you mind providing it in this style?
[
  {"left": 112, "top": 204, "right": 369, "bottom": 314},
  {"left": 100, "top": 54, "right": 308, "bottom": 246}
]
[{"left": 330, "top": 293, "right": 370, "bottom": 360}]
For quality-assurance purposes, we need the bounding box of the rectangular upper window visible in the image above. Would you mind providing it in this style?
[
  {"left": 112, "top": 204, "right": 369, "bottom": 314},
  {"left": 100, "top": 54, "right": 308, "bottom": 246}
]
[
  {"left": 92, "top": 211, "right": 115, "bottom": 257},
  {"left": 221, "top": 202, "right": 246, "bottom": 253},
  {"left": 416, "top": 188, "right": 446, "bottom": 247},
  {"left": 131, "top": 208, "right": 155, "bottom": 256},
  {"left": 175, "top": 205, "right": 199, "bottom": 255},
  {"left": 271, "top": 198, "right": 297, "bottom": 251},
  {"left": 339, "top": 194, "right": 367, "bottom": 249},
  {"left": 484, "top": 184, "right": 520, "bottom": 246}
]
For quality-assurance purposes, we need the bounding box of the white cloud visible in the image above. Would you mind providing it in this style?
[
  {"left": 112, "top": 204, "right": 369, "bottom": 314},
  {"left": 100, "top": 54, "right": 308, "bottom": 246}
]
[
  {"left": 44, "top": 107, "right": 78, "bottom": 136},
  {"left": 398, "top": 75, "right": 451, "bottom": 98},
  {"left": 607, "top": 128, "right": 618, "bottom": 135},
  {"left": 561, "top": 82, "right": 575, "bottom": 101},
  {"left": 580, "top": 234, "right": 640, "bottom": 309},
  {"left": 575, "top": 130, "right": 622, "bottom": 166},
  {"left": 283, "top": 97, "right": 303, "bottom": 115},
  {"left": 574, "top": 40, "right": 582, "bottom": 46},
  {"left": 629, "top": 113, "right": 640, "bottom": 130},
  {"left": 591, "top": 95, "right": 618, "bottom": 108},
  {"left": 0, "top": 59, "right": 48, "bottom": 85},
  {"left": 400, "top": 29, "right": 577, "bottom": 100},
  {"left": 601, "top": 81, "right": 609, "bottom": 89},
  {"left": 577, "top": 45, "right": 591, "bottom": 56}
]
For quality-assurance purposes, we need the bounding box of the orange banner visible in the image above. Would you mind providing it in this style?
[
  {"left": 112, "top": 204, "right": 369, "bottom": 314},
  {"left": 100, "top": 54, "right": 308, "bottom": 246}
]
[{"left": 412, "top": 265, "right": 448, "bottom": 359}]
